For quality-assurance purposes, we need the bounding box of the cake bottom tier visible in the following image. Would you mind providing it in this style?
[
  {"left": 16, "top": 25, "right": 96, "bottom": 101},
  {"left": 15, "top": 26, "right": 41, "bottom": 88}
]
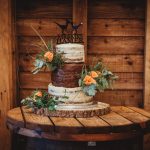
[
  {"left": 48, "top": 84, "right": 93, "bottom": 103},
  {"left": 34, "top": 102, "right": 111, "bottom": 118}
]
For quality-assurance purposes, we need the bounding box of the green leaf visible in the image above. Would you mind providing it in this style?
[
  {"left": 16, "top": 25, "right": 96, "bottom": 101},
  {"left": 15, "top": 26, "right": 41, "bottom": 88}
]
[
  {"left": 48, "top": 105, "right": 55, "bottom": 111},
  {"left": 34, "top": 59, "right": 44, "bottom": 68},
  {"left": 78, "top": 79, "right": 82, "bottom": 86},
  {"left": 83, "top": 84, "right": 96, "bottom": 96}
]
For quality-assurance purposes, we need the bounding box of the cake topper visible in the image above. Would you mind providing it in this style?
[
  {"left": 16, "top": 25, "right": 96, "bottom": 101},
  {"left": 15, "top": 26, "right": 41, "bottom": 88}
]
[
  {"left": 71, "top": 22, "right": 83, "bottom": 34},
  {"left": 55, "top": 19, "right": 70, "bottom": 34},
  {"left": 55, "top": 19, "right": 83, "bottom": 44}
]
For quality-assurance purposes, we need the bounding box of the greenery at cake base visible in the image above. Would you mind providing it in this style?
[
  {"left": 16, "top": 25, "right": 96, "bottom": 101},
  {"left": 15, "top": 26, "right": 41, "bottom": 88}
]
[
  {"left": 21, "top": 90, "right": 65, "bottom": 111},
  {"left": 79, "top": 61, "right": 118, "bottom": 96}
]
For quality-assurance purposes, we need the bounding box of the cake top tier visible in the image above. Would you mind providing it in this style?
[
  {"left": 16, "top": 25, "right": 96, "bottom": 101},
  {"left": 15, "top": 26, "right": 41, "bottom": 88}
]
[
  {"left": 56, "top": 43, "right": 84, "bottom": 48},
  {"left": 56, "top": 43, "right": 85, "bottom": 63}
]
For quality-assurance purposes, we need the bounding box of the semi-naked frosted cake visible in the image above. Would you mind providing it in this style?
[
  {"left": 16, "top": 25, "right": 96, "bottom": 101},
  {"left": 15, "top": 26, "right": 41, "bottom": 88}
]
[
  {"left": 56, "top": 43, "right": 85, "bottom": 63},
  {"left": 22, "top": 20, "right": 111, "bottom": 118},
  {"left": 48, "top": 84, "right": 92, "bottom": 103},
  {"left": 48, "top": 43, "right": 92, "bottom": 104}
]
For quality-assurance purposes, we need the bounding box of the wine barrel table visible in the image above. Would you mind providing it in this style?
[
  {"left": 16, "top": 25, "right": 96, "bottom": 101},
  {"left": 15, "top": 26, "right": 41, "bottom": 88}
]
[{"left": 7, "top": 106, "right": 150, "bottom": 150}]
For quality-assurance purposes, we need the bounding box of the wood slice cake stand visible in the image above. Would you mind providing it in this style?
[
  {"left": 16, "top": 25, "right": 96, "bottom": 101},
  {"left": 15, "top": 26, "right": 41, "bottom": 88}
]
[{"left": 34, "top": 102, "right": 110, "bottom": 118}]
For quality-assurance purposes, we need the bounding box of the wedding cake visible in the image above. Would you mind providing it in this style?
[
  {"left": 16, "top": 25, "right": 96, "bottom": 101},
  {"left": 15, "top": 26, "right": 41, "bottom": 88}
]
[
  {"left": 22, "top": 20, "right": 115, "bottom": 117},
  {"left": 48, "top": 43, "right": 93, "bottom": 104}
]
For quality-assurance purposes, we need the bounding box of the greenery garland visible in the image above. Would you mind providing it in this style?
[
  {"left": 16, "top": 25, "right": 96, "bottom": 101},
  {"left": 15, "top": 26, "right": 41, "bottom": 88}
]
[
  {"left": 79, "top": 61, "right": 118, "bottom": 96},
  {"left": 32, "top": 47, "right": 64, "bottom": 74},
  {"left": 21, "top": 90, "right": 68, "bottom": 111},
  {"left": 30, "top": 26, "right": 64, "bottom": 74}
]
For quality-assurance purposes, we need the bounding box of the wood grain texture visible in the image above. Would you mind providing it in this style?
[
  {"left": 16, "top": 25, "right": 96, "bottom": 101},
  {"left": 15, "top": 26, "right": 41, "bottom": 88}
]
[
  {"left": 16, "top": 19, "right": 145, "bottom": 37},
  {"left": 144, "top": 0, "right": 150, "bottom": 111},
  {"left": 0, "top": 0, "right": 15, "bottom": 149},
  {"left": 88, "top": 0, "right": 145, "bottom": 19},
  {"left": 22, "top": 107, "right": 53, "bottom": 132},
  {"left": 50, "top": 117, "right": 83, "bottom": 134},
  {"left": 19, "top": 72, "right": 143, "bottom": 90},
  {"left": 95, "top": 90, "right": 143, "bottom": 107},
  {"left": 18, "top": 36, "right": 57, "bottom": 54},
  {"left": 100, "top": 112, "right": 133, "bottom": 132},
  {"left": 111, "top": 106, "right": 150, "bottom": 129},
  {"left": 16, "top": 0, "right": 72, "bottom": 19},
  {"left": 7, "top": 106, "right": 150, "bottom": 137},
  {"left": 88, "top": 19, "right": 145, "bottom": 36},
  {"left": 73, "top": 0, "right": 87, "bottom": 62},
  {"left": 128, "top": 107, "right": 150, "bottom": 118},
  {"left": 76, "top": 116, "right": 110, "bottom": 133},
  {"left": 88, "top": 36, "right": 144, "bottom": 55},
  {"left": 19, "top": 72, "right": 51, "bottom": 89},
  {"left": 16, "top": 19, "right": 69, "bottom": 36},
  {"left": 87, "top": 55, "right": 144, "bottom": 73},
  {"left": 7, "top": 107, "right": 24, "bottom": 128}
]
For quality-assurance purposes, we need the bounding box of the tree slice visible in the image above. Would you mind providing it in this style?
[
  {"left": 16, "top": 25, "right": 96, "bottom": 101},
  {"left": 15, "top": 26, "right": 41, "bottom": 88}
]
[{"left": 33, "top": 102, "right": 111, "bottom": 118}]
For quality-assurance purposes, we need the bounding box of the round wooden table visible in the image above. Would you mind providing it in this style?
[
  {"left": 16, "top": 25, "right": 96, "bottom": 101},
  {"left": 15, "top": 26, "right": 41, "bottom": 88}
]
[{"left": 7, "top": 106, "right": 150, "bottom": 150}]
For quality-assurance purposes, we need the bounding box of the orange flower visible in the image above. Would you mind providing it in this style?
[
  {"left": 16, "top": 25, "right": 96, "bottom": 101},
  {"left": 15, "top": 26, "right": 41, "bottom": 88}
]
[
  {"left": 90, "top": 71, "right": 98, "bottom": 78},
  {"left": 44, "top": 51, "right": 53, "bottom": 62},
  {"left": 35, "top": 91, "right": 42, "bottom": 97},
  {"left": 83, "top": 75, "right": 96, "bottom": 85}
]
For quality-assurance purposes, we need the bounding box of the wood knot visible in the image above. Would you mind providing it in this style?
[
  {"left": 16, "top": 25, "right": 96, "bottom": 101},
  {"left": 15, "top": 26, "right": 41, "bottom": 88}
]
[
  {"left": 38, "top": 26, "right": 42, "bottom": 30},
  {"left": 104, "top": 39, "right": 108, "bottom": 43},
  {"left": 124, "top": 56, "right": 129, "bottom": 60},
  {"left": 105, "top": 24, "right": 108, "bottom": 27},
  {"left": 127, "top": 61, "right": 133, "bottom": 65}
]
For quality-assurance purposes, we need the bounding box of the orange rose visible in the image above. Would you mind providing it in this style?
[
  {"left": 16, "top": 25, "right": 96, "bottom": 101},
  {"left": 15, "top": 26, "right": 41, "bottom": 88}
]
[
  {"left": 83, "top": 75, "right": 96, "bottom": 85},
  {"left": 90, "top": 71, "right": 98, "bottom": 78},
  {"left": 35, "top": 91, "right": 42, "bottom": 97},
  {"left": 44, "top": 51, "right": 53, "bottom": 62}
]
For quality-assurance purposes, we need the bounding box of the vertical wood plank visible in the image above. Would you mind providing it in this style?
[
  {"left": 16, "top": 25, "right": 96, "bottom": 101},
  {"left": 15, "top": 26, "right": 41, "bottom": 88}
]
[
  {"left": 0, "top": 0, "right": 16, "bottom": 149},
  {"left": 144, "top": 0, "right": 150, "bottom": 111},
  {"left": 73, "top": 0, "right": 87, "bottom": 62}
]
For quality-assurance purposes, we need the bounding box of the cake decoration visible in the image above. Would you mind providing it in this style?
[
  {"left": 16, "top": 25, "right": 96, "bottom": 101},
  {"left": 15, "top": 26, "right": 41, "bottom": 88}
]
[
  {"left": 79, "top": 62, "right": 118, "bottom": 96},
  {"left": 31, "top": 27, "right": 64, "bottom": 74},
  {"left": 55, "top": 19, "right": 83, "bottom": 44},
  {"left": 21, "top": 20, "right": 118, "bottom": 117}
]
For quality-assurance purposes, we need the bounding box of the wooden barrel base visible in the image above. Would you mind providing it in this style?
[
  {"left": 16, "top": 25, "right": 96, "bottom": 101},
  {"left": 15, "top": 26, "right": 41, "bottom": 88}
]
[{"left": 34, "top": 102, "right": 111, "bottom": 118}]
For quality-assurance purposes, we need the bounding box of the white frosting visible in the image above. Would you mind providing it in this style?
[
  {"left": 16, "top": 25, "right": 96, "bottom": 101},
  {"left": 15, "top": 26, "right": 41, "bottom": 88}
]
[
  {"left": 56, "top": 43, "right": 85, "bottom": 63},
  {"left": 48, "top": 84, "right": 92, "bottom": 103}
]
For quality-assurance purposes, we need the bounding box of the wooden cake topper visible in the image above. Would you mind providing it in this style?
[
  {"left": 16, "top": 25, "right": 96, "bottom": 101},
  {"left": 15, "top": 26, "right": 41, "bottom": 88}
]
[{"left": 55, "top": 19, "right": 84, "bottom": 44}]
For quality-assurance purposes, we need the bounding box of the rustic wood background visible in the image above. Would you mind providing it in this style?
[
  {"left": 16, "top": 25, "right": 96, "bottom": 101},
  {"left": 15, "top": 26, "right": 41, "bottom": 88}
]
[
  {"left": 0, "top": 0, "right": 149, "bottom": 150},
  {"left": 16, "top": 0, "right": 145, "bottom": 108}
]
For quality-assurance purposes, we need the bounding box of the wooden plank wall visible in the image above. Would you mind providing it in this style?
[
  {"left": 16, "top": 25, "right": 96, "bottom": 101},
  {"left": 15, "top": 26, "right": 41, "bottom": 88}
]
[
  {"left": 88, "top": 0, "right": 145, "bottom": 106},
  {"left": 16, "top": 0, "right": 145, "bottom": 107},
  {"left": 0, "top": 0, "right": 16, "bottom": 149},
  {"left": 144, "top": 0, "right": 150, "bottom": 111},
  {"left": 16, "top": 0, "right": 72, "bottom": 105}
]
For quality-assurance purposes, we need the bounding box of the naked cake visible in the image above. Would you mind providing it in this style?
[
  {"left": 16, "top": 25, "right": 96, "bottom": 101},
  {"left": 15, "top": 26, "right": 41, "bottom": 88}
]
[
  {"left": 48, "top": 43, "right": 93, "bottom": 104},
  {"left": 22, "top": 20, "right": 114, "bottom": 118}
]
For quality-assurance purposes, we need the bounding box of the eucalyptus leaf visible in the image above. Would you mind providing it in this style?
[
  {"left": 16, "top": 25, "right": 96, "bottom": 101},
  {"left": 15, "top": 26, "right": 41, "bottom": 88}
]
[{"left": 83, "top": 84, "right": 96, "bottom": 96}]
